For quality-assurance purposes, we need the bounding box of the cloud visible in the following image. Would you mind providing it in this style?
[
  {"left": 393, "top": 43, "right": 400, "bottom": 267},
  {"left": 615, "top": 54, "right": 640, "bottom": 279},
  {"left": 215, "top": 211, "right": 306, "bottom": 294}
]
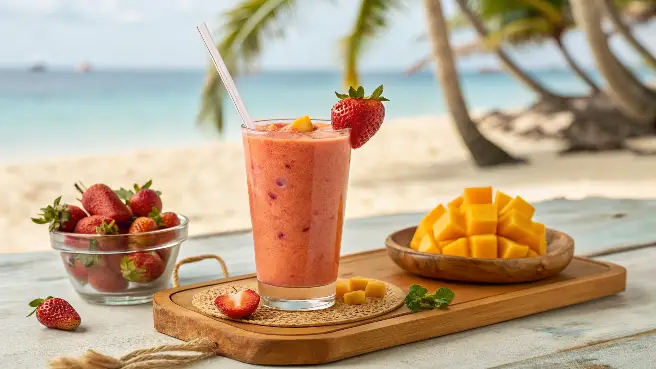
[{"left": 0, "top": 0, "right": 146, "bottom": 23}]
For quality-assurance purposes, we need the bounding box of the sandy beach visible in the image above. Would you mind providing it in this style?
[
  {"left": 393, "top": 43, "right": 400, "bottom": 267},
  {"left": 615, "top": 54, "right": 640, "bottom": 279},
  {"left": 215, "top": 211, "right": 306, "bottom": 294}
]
[{"left": 3, "top": 114, "right": 656, "bottom": 254}]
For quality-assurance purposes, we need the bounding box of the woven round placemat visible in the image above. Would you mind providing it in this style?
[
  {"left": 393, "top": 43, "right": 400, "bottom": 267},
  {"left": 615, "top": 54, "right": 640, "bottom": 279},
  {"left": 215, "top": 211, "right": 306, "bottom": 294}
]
[{"left": 191, "top": 280, "right": 405, "bottom": 327}]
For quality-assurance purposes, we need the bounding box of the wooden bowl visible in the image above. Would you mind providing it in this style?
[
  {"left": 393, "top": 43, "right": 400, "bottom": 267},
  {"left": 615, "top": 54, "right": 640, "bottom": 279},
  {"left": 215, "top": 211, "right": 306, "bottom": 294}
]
[{"left": 385, "top": 227, "right": 575, "bottom": 284}]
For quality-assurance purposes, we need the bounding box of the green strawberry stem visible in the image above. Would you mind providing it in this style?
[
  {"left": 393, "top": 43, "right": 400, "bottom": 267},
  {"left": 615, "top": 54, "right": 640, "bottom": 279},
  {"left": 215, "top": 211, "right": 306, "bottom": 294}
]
[
  {"left": 148, "top": 207, "right": 166, "bottom": 227},
  {"left": 31, "top": 196, "right": 72, "bottom": 231},
  {"left": 96, "top": 220, "right": 119, "bottom": 235},
  {"left": 27, "top": 296, "right": 53, "bottom": 317},
  {"left": 335, "top": 84, "right": 389, "bottom": 102},
  {"left": 74, "top": 182, "right": 86, "bottom": 195}
]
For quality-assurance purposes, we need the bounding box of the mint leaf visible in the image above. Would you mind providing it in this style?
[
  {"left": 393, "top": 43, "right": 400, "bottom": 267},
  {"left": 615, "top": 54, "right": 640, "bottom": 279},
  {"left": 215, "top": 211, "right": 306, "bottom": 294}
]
[
  {"left": 433, "top": 287, "right": 455, "bottom": 303},
  {"left": 404, "top": 284, "right": 455, "bottom": 312}
]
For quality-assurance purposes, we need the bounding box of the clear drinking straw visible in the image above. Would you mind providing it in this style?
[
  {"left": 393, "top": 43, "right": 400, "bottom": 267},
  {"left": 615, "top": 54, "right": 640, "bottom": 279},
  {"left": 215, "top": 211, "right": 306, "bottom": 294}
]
[{"left": 196, "top": 22, "right": 255, "bottom": 129}]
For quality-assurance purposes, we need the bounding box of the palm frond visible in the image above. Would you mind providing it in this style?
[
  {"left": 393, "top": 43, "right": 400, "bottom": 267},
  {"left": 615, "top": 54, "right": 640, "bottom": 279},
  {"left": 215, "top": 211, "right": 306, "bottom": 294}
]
[
  {"left": 198, "top": 0, "right": 296, "bottom": 134},
  {"left": 341, "top": 0, "right": 400, "bottom": 89},
  {"left": 483, "top": 16, "right": 553, "bottom": 49}
]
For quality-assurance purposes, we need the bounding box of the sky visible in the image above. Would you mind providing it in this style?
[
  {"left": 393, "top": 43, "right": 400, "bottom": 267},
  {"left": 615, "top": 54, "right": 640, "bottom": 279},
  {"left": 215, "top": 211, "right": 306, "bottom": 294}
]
[{"left": 0, "top": 0, "right": 655, "bottom": 71}]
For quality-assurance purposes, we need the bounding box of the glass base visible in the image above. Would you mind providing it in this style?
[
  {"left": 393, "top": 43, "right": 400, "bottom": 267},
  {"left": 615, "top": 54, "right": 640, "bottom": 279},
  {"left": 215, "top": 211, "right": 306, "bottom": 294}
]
[
  {"left": 258, "top": 280, "right": 336, "bottom": 311},
  {"left": 77, "top": 292, "right": 154, "bottom": 306}
]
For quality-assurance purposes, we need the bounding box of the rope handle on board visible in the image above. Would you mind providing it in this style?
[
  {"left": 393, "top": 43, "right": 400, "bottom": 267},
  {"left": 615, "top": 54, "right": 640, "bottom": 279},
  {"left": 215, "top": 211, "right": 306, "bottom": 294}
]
[
  {"left": 49, "top": 254, "right": 230, "bottom": 368},
  {"left": 172, "top": 254, "right": 229, "bottom": 288}
]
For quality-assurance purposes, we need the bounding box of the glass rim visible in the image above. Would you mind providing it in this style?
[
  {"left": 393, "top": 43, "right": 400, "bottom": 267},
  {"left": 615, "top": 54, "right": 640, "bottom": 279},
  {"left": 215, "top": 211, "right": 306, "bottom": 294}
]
[
  {"left": 50, "top": 214, "right": 189, "bottom": 239},
  {"left": 240, "top": 118, "right": 350, "bottom": 134}
]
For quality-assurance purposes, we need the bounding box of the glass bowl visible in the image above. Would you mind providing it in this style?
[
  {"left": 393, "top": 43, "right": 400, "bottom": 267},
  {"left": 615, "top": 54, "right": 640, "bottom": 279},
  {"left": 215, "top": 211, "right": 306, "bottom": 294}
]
[{"left": 50, "top": 214, "right": 188, "bottom": 305}]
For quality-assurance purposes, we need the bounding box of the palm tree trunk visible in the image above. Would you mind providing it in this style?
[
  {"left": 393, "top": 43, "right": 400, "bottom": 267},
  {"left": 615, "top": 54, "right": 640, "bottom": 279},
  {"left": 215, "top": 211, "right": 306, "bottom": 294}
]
[
  {"left": 454, "top": 0, "right": 563, "bottom": 103},
  {"left": 602, "top": 0, "right": 656, "bottom": 72},
  {"left": 422, "top": 0, "right": 522, "bottom": 167},
  {"left": 553, "top": 36, "right": 600, "bottom": 94},
  {"left": 571, "top": 0, "right": 656, "bottom": 124}
]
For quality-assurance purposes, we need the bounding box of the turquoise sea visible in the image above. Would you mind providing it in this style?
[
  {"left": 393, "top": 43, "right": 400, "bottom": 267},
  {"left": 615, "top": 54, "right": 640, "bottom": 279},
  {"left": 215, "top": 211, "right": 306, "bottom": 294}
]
[{"left": 0, "top": 68, "right": 653, "bottom": 164}]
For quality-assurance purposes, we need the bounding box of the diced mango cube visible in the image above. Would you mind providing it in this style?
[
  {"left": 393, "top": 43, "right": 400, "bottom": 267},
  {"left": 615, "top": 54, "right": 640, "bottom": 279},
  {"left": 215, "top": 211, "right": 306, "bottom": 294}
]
[
  {"left": 465, "top": 204, "right": 498, "bottom": 235},
  {"left": 494, "top": 191, "right": 513, "bottom": 215},
  {"left": 410, "top": 204, "right": 446, "bottom": 250},
  {"left": 348, "top": 277, "right": 369, "bottom": 291},
  {"left": 498, "top": 210, "right": 535, "bottom": 243},
  {"left": 448, "top": 195, "right": 464, "bottom": 209},
  {"left": 438, "top": 240, "right": 455, "bottom": 249},
  {"left": 442, "top": 238, "right": 470, "bottom": 257},
  {"left": 343, "top": 290, "right": 366, "bottom": 305},
  {"left": 470, "top": 234, "right": 497, "bottom": 258},
  {"left": 533, "top": 222, "right": 548, "bottom": 255},
  {"left": 418, "top": 234, "right": 441, "bottom": 254},
  {"left": 498, "top": 237, "right": 529, "bottom": 258},
  {"left": 464, "top": 187, "right": 493, "bottom": 205},
  {"left": 365, "top": 280, "right": 387, "bottom": 298},
  {"left": 518, "top": 230, "right": 541, "bottom": 254},
  {"left": 336, "top": 279, "right": 351, "bottom": 298},
  {"left": 499, "top": 196, "right": 535, "bottom": 220},
  {"left": 289, "top": 115, "right": 313, "bottom": 132},
  {"left": 527, "top": 250, "right": 539, "bottom": 258},
  {"left": 432, "top": 207, "right": 466, "bottom": 241}
]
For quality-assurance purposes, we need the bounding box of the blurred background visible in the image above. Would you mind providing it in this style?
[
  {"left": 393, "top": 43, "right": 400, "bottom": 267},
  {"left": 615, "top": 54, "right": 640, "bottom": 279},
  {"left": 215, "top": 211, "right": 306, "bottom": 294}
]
[{"left": 1, "top": 0, "right": 655, "bottom": 253}]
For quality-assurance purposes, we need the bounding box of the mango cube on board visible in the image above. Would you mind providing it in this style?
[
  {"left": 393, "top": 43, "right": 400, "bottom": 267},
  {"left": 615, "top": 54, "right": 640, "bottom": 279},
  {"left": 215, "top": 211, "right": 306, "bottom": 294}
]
[
  {"left": 289, "top": 115, "right": 313, "bottom": 132},
  {"left": 442, "top": 238, "right": 470, "bottom": 257},
  {"left": 465, "top": 204, "right": 498, "bottom": 235},
  {"left": 470, "top": 234, "right": 497, "bottom": 258},
  {"left": 348, "top": 277, "right": 369, "bottom": 291},
  {"left": 527, "top": 250, "right": 539, "bottom": 258},
  {"left": 499, "top": 196, "right": 535, "bottom": 220},
  {"left": 418, "top": 234, "right": 441, "bottom": 254},
  {"left": 365, "top": 281, "right": 387, "bottom": 298},
  {"left": 464, "top": 187, "right": 493, "bottom": 205},
  {"left": 432, "top": 207, "right": 466, "bottom": 241},
  {"left": 498, "top": 210, "right": 535, "bottom": 242},
  {"left": 493, "top": 191, "right": 513, "bottom": 215},
  {"left": 343, "top": 290, "right": 366, "bottom": 305},
  {"left": 498, "top": 237, "right": 529, "bottom": 258},
  {"left": 336, "top": 279, "right": 351, "bottom": 298},
  {"left": 410, "top": 204, "right": 446, "bottom": 250}
]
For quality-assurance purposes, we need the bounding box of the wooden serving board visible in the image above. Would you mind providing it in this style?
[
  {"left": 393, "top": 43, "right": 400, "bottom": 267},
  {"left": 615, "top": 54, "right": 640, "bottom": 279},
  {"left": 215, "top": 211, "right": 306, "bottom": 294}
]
[{"left": 153, "top": 248, "right": 626, "bottom": 366}]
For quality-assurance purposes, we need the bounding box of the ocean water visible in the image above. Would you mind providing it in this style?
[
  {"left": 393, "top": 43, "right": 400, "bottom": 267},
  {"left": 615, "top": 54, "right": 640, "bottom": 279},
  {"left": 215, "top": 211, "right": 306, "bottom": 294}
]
[{"left": 0, "top": 68, "right": 653, "bottom": 164}]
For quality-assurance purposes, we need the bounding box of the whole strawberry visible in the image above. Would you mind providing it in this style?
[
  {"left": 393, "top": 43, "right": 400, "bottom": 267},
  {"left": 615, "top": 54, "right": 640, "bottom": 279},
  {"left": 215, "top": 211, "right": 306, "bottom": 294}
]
[
  {"left": 27, "top": 296, "right": 81, "bottom": 331},
  {"left": 121, "top": 252, "right": 165, "bottom": 284},
  {"left": 214, "top": 288, "right": 260, "bottom": 319},
  {"left": 61, "top": 253, "right": 97, "bottom": 283},
  {"left": 76, "top": 183, "right": 132, "bottom": 223},
  {"left": 88, "top": 266, "right": 129, "bottom": 292},
  {"left": 74, "top": 215, "right": 125, "bottom": 251},
  {"left": 32, "top": 196, "right": 88, "bottom": 232},
  {"left": 128, "top": 216, "right": 159, "bottom": 250},
  {"left": 115, "top": 180, "right": 163, "bottom": 217},
  {"left": 331, "top": 84, "right": 388, "bottom": 149},
  {"left": 149, "top": 208, "right": 180, "bottom": 229}
]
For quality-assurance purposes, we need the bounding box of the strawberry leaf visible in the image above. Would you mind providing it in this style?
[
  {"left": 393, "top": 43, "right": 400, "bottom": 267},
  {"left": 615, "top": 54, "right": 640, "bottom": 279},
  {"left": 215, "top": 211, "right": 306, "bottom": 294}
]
[
  {"left": 335, "top": 92, "right": 349, "bottom": 100},
  {"left": 348, "top": 86, "right": 357, "bottom": 97},
  {"left": 114, "top": 188, "right": 134, "bottom": 204},
  {"left": 369, "top": 85, "right": 383, "bottom": 99},
  {"left": 356, "top": 86, "right": 364, "bottom": 98}
]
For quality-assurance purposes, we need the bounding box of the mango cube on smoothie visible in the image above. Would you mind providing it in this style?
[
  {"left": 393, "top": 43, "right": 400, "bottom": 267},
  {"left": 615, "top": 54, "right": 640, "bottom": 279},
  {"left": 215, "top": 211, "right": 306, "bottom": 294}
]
[
  {"left": 498, "top": 237, "right": 529, "bottom": 258},
  {"left": 418, "top": 234, "right": 441, "bottom": 254},
  {"left": 432, "top": 207, "right": 466, "bottom": 241},
  {"left": 442, "top": 238, "right": 470, "bottom": 257},
  {"left": 493, "top": 191, "right": 513, "bottom": 215},
  {"left": 343, "top": 290, "right": 366, "bottom": 305},
  {"left": 289, "top": 115, "right": 313, "bottom": 132},
  {"left": 365, "top": 281, "right": 387, "bottom": 298},
  {"left": 465, "top": 204, "right": 498, "bottom": 235},
  {"left": 469, "top": 234, "right": 497, "bottom": 258},
  {"left": 410, "top": 204, "right": 446, "bottom": 250},
  {"left": 336, "top": 279, "right": 351, "bottom": 298},
  {"left": 464, "top": 186, "right": 493, "bottom": 205},
  {"left": 499, "top": 196, "right": 535, "bottom": 219},
  {"left": 498, "top": 210, "right": 535, "bottom": 242},
  {"left": 348, "top": 277, "right": 369, "bottom": 291}
]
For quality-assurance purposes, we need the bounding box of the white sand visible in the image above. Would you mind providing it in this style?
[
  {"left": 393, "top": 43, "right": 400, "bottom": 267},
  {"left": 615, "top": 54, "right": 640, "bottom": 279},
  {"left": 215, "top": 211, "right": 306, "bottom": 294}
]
[{"left": 2, "top": 114, "right": 655, "bottom": 254}]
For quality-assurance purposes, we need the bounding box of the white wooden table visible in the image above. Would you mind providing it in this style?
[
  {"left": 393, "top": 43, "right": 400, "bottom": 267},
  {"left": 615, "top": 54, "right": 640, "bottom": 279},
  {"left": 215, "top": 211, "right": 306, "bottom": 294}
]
[{"left": 1, "top": 197, "right": 655, "bottom": 368}]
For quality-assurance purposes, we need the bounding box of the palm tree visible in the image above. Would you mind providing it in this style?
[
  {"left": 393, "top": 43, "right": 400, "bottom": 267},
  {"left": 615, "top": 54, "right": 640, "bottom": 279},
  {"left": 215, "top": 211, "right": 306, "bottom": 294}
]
[
  {"left": 423, "top": 0, "right": 523, "bottom": 166},
  {"left": 199, "top": 0, "right": 518, "bottom": 166},
  {"left": 472, "top": 0, "right": 600, "bottom": 93},
  {"left": 603, "top": 0, "right": 656, "bottom": 72},
  {"left": 570, "top": 0, "right": 656, "bottom": 124}
]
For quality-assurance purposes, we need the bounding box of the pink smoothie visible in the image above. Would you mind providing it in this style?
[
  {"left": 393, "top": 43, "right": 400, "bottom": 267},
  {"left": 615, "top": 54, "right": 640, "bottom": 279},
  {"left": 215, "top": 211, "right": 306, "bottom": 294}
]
[{"left": 242, "top": 122, "right": 351, "bottom": 288}]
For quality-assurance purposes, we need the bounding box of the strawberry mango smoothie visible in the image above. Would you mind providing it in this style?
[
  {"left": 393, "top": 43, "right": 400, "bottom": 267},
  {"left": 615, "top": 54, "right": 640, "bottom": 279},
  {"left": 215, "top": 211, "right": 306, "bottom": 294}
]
[{"left": 242, "top": 120, "right": 351, "bottom": 309}]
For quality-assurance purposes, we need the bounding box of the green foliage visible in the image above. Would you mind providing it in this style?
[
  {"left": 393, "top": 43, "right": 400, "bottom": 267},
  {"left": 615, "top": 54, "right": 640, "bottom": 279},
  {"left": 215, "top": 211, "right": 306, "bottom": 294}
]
[
  {"left": 335, "top": 84, "right": 389, "bottom": 101},
  {"left": 31, "top": 196, "right": 71, "bottom": 231},
  {"left": 198, "top": 0, "right": 297, "bottom": 134},
  {"left": 404, "top": 284, "right": 455, "bottom": 312}
]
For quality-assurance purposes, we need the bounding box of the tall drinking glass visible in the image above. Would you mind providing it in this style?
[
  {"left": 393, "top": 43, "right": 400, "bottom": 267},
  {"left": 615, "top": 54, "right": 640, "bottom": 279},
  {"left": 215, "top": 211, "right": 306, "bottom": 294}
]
[{"left": 242, "top": 119, "right": 351, "bottom": 311}]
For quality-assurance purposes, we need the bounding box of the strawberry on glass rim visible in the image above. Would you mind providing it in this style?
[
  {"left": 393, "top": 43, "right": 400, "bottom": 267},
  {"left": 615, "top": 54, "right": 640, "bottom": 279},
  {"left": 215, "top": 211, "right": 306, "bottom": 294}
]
[{"left": 331, "top": 84, "right": 389, "bottom": 149}]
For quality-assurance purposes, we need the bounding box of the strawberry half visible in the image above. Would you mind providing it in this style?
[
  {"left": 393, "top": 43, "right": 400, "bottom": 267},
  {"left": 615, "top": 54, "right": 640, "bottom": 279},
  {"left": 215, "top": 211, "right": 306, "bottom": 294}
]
[
  {"left": 214, "top": 288, "right": 260, "bottom": 319},
  {"left": 331, "top": 84, "right": 389, "bottom": 149}
]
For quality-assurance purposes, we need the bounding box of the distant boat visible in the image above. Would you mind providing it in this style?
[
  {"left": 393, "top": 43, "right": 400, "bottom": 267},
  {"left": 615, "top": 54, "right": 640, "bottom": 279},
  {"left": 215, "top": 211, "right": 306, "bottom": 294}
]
[
  {"left": 29, "top": 63, "right": 46, "bottom": 73},
  {"left": 77, "top": 62, "right": 92, "bottom": 73}
]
